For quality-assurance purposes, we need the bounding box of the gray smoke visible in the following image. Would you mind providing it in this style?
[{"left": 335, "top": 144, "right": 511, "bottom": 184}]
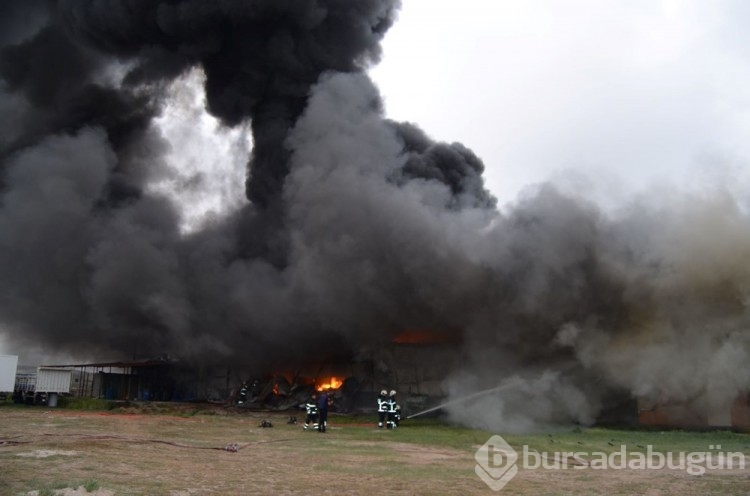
[{"left": 2, "top": 1, "right": 750, "bottom": 431}]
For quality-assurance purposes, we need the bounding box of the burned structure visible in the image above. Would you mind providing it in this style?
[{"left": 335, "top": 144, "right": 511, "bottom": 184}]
[
  {"left": 1, "top": 1, "right": 750, "bottom": 432},
  {"left": 36, "top": 332, "right": 463, "bottom": 418}
]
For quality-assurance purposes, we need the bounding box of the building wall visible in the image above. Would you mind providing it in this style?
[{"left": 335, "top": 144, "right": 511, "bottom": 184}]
[
  {"left": 731, "top": 393, "right": 750, "bottom": 430},
  {"left": 639, "top": 394, "right": 750, "bottom": 431}
]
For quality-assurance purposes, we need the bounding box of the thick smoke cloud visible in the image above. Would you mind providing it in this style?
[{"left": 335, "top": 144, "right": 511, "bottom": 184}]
[
  {"left": 1, "top": 1, "right": 750, "bottom": 431},
  {"left": 57, "top": 0, "right": 399, "bottom": 207}
]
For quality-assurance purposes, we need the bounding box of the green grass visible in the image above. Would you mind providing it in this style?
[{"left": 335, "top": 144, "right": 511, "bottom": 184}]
[
  {"left": 332, "top": 416, "right": 750, "bottom": 455},
  {"left": 501, "top": 426, "right": 750, "bottom": 455},
  {"left": 27, "top": 478, "right": 100, "bottom": 495},
  {"left": 83, "top": 479, "right": 100, "bottom": 492},
  {"left": 54, "top": 396, "right": 116, "bottom": 410},
  {"left": 331, "top": 416, "right": 489, "bottom": 447}
]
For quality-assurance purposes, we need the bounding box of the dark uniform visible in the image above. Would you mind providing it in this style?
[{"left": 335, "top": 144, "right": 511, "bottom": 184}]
[
  {"left": 237, "top": 383, "right": 249, "bottom": 405},
  {"left": 317, "top": 392, "right": 330, "bottom": 432},
  {"left": 387, "top": 390, "right": 399, "bottom": 429},
  {"left": 377, "top": 390, "right": 389, "bottom": 428},
  {"left": 304, "top": 394, "right": 319, "bottom": 430}
]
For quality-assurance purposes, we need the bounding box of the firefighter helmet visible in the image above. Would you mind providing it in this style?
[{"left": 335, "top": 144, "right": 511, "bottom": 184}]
[
  {"left": 389, "top": 390, "right": 397, "bottom": 397},
  {"left": 380, "top": 390, "right": 388, "bottom": 396}
]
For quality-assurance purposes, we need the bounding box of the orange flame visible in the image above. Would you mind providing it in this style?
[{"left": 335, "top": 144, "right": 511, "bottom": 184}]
[{"left": 316, "top": 377, "right": 344, "bottom": 391}]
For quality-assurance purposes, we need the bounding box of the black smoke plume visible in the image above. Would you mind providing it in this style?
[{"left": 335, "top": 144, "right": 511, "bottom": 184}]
[{"left": 1, "top": 1, "right": 749, "bottom": 431}]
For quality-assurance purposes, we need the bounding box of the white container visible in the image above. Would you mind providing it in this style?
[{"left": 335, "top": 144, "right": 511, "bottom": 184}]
[
  {"left": 36, "top": 367, "right": 72, "bottom": 394},
  {"left": 0, "top": 355, "right": 19, "bottom": 392}
]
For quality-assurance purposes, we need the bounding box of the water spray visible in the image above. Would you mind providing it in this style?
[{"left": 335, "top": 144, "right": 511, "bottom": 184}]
[{"left": 406, "top": 378, "right": 524, "bottom": 419}]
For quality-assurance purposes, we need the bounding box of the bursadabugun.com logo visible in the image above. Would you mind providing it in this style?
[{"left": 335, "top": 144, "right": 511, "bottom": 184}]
[
  {"left": 475, "top": 435, "right": 746, "bottom": 492},
  {"left": 474, "top": 435, "right": 519, "bottom": 491}
]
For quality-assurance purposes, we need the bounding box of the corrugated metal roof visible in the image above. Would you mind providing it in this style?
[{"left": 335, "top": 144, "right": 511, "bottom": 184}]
[{"left": 41, "top": 359, "right": 173, "bottom": 369}]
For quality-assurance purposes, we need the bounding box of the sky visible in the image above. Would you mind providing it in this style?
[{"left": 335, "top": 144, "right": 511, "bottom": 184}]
[{"left": 369, "top": 0, "right": 750, "bottom": 207}]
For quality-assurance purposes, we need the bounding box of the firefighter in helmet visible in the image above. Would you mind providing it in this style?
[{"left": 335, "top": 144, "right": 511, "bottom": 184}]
[
  {"left": 387, "top": 390, "right": 399, "bottom": 429},
  {"left": 237, "top": 382, "right": 248, "bottom": 405},
  {"left": 377, "top": 389, "right": 389, "bottom": 428},
  {"left": 304, "top": 393, "right": 319, "bottom": 430}
]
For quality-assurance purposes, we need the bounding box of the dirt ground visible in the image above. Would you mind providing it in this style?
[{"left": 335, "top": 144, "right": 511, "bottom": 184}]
[{"left": 1, "top": 406, "right": 749, "bottom": 495}]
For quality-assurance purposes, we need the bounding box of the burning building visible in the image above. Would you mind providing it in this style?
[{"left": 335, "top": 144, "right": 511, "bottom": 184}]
[{"left": 1, "top": 0, "right": 750, "bottom": 432}]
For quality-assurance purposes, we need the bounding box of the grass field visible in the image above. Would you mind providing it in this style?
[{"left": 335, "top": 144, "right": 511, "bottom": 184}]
[{"left": 1, "top": 401, "right": 749, "bottom": 495}]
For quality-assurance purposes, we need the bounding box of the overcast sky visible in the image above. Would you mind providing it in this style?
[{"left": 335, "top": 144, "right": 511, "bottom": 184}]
[{"left": 369, "top": 0, "right": 750, "bottom": 206}]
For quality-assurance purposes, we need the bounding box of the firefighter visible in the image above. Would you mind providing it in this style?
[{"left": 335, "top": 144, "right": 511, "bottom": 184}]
[
  {"left": 387, "top": 390, "right": 398, "bottom": 429},
  {"left": 317, "top": 391, "right": 331, "bottom": 433},
  {"left": 304, "top": 393, "right": 319, "bottom": 430},
  {"left": 237, "top": 382, "right": 249, "bottom": 405},
  {"left": 377, "top": 390, "right": 389, "bottom": 428},
  {"left": 392, "top": 405, "right": 401, "bottom": 428}
]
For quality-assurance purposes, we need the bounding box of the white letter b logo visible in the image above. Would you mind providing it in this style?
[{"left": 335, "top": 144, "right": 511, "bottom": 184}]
[{"left": 475, "top": 435, "right": 519, "bottom": 491}]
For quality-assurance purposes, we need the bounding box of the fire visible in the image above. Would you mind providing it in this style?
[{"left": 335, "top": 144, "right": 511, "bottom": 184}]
[
  {"left": 316, "top": 377, "right": 344, "bottom": 391},
  {"left": 392, "top": 329, "right": 455, "bottom": 344}
]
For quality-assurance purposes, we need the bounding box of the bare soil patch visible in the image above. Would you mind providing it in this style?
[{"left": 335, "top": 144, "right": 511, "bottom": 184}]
[{"left": 1, "top": 406, "right": 749, "bottom": 495}]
